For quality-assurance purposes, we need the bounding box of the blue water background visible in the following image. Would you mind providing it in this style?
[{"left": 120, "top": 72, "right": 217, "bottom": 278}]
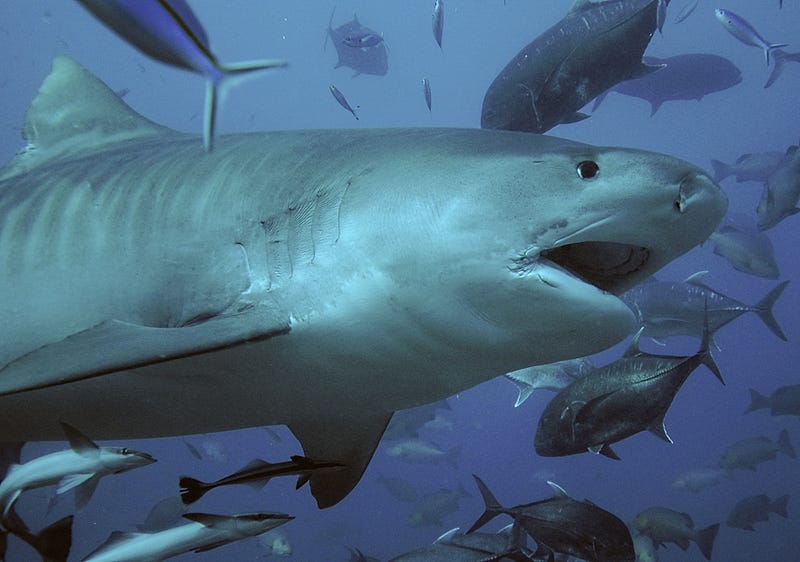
[{"left": 0, "top": 1, "right": 798, "bottom": 560}]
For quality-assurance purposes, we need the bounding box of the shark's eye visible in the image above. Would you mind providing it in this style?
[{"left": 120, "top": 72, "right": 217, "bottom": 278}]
[{"left": 576, "top": 160, "right": 599, "bottom": 179}]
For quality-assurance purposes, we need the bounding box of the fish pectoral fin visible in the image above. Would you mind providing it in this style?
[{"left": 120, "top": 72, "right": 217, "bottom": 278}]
[
  {"left": 0, "top": 305, "right": 290, "bottom": 396},
  {"left": 73, "top": 474, "right": 101, "bottom": 510},
  {"left": 288, "top": 411, "right": 392, "bottom": 509},
  {"left": 56, "top": 473, "right": 95, "bottom": 495},
  {"left": 588, "top": 443, "right": 621, "bottom": 460},
  {"left": 574, "top": 392, "right": 616, "bottom": 424}
]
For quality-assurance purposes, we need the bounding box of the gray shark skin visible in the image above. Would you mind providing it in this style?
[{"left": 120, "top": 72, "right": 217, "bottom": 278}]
[
  {"left": 0, "top": 56, "right": 726, "bottom": 508},
  {"left": 481, "top": 0, "right": 663, "bottom": 133}
]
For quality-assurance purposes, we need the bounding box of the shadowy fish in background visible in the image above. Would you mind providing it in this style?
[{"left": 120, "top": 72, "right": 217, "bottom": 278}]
[
  {"left": 710, "top": 150, "right": 784, "bottom": 184},
  {"left": 621, "top": 272, "right": 789, "bottom": 344},
  {"left": 383, "top": 400, "right": 451, "bottom": 441},
  {"left": 179, "top": 455, "right": 346, "bottom": 505},
  {"left": 505, "top": 358, "right": 594, "bottom": 407},
  {"left": 468, "top": 475, "right": 635, "bottom": 562},
  {"left": 727, "top": 494, "right": 789, "bottom": 531},
  {"left": 633, "top": 506, "right": 719, "bottom": 561},
  {"left": 386, "top": 438, "right": 460, "bottom": 467},
  {"left": 77, "top": 0, "right": 286, "bottom": 151},
  {"left": 0, "top": 422, "right": 155, "bottom": 522},
  {"left": 673, "top": 0, "right": 700, "bottom": 23},
  {"left": 757, "top": 144, "right": 800, "bottom": 231},
  {"left": 709, "top": 216, "right": 780, "bottom": 279},
  {"left": 714, "top": 8, "right": 788, "bottom": 65},
  {"left": 375, "top": 473, "right": 419, "bottom": 503},
  {"left": 592, "top": 54, "right": 742, "bottom": 116},
  {"left": 326, "top": 9, "right": 388, "bottom": 77},
  {"left": 328, "top": 83, "right": 359, "bottom": 120},
  {"left": 719, "top": 429, "right": 796, "bottom": 471},
  {"left": 481, "top": 0, "right": 663, "bottom": 133},
  {"left": 432, "top": 0, "right": 444, "bottom": 49},
  {"left": 81, "top": 512, "right": 293, "bottom": 562},
  {"left": 671, "top": 466, "right": 732, "bottom": 493},
  {"left": 765, "top": 48, "right": 800, "bottom": 88},
  {"left": 422, "top": 77, "right": 432, "bottom": 111},
  {"left": 534, "top": 322, "right": 723, "bottom": 460},
  {"left": 746, "top": 384, "right": 800, "bottom": 417},
  {"left": 407, "top": 484, "right": 471, "bottom": 528}
]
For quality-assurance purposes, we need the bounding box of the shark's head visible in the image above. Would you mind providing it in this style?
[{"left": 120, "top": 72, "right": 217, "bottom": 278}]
[
  {"left": 365, "top": 131, "right": 728, "bottom": 369},
  {"left": 101, "top": 446, "right": 157, "bottom": 473}
]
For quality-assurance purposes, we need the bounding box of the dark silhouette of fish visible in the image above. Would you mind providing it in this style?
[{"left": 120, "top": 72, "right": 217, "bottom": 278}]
[
  {"left": 535, "top": 322, "right": 723, "bottom": 460},
  {"left": 481, "top": 0, "right": 664, "bottom": 133},
  {"left": 328, "top": 83, "right": 359, "bottom": 120},
  {"left": 179, "top": 455, "right": 345, "bottom": 504},
  {"left": 422, "top": 77, "right": 432, "bottom": 111},
  {"left": 325, "top": 9, "right": 388, "bottom": 77},
  {"left": 592, "top": 54, "right": 742, "bottom": 115}
]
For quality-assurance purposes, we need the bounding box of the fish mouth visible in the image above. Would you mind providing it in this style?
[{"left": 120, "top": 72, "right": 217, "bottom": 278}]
[{"left": 517, "top": 242, "right": 650, "bottom": 294}]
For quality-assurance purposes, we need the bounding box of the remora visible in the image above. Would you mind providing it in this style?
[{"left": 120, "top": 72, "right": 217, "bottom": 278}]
[{"left": 0, "top": 56, "right": 727, "bottom": 508}]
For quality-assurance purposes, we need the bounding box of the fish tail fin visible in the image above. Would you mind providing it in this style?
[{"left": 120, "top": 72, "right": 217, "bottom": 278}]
[
  {"left": 766, "top": 43, "right": 790, "bottom": 66},
  {"left": 764, "top": 55, "right": 786, "bottom": 88},
  {"left": 202, "top": 59, "right": 288, "bottom": 152},
  {"left": 699, "top": 296, "right": 724, "bottom": 384},
  {"left": 467, "top": 474, "right": 504, "bottom": 533},
  {"left": 709, "top": 159, "right": 730, "bottom": 183},
  {"left": 744, "top": 388, "right": 770, "bottom": 413},
  {"left": 28, "top": 516, "right": 73, "bottom": 562},
  {"left": 694, "top": 522, "right": 719, "bottom": 561},
  {"left": 778, "top": 428, "right": 796, "bottom": 459},
  {"left": 3, "top": 505, "right": 72, "bottom": 562},
  {"left": 179, "top": 476, "right": 211, "bottom": 505},
  {"left": 752, "top": 281, "right": 789, "bottom": 340},
  {"left": 772, "top": 494, "right": 790, "bottom": 518}
]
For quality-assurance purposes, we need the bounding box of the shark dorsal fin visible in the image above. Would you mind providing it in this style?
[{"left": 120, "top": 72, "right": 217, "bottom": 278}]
[{"left": 0, "top": 56, "right": 168, "bottom": 182}]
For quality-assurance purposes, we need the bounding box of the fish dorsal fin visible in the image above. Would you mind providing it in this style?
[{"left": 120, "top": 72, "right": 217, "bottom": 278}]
[
  {"left": 183, "top": 512, "right": 233, "bottom": 529},
  {"left": 623, "top": 327, "right": 646, "bottom": 358},
  {"left": 60, "top": 422, "right": 100, "bottom": 457},
  {"left": 434, "top": 527, "right": 461, "bottom": 543},
  {"left": 546, "top": 480, "right": 570, "bottom": 499},
  {"left": 0, "top": 55, "right": 168, "bottom": 182}
]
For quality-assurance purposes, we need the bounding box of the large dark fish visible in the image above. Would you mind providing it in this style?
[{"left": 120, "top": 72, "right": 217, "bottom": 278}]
[
  {"left": 468, "top": 475, "right": 635, "bottom": 562},
  {"left": 592, "top": 54, "right": 742, "bottom": 115},
  {"left": 179, "top": 455, "right": 345, "bottom": 504},
  {"left": 534, "top": 322, "right": 723, "bottom": 460},
  {"left": 325, "top": 9, "right": 388, "bottom": 77},
  {"left": 481, "top": 0, "right": 664, "bottom": 133},
  {"left": 77, "top": 0, "right": 286, "bottom": 151}
]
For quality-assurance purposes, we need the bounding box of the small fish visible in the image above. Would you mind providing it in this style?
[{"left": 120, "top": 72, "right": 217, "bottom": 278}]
[
  {"left": 0, "top": 422, "right": 155, "bottom": 524},
  {"left": 422, "top": 77, "right": 432, "bottom": 111},
  {"left": 714, "top": 8, "right": 788, "bottom": 65},
  {"left": 671, "top": 467, "right": 732, "bottom": 493},
  {"left": 710, "top": 151, "right": 784, "bottom": 184},
  {"left": 746, "top": 384, "right": 800, "bottom": 417},
  {"left": 179, "top": 455, "right": 345, "bottom": 504},
  {"left": 386, "top": 438, "right": 459, "bottom": 467},
  {"left": 709, "top": 217, "right": 780, "bottom": 279},
  {"left": 432, "top": 0, "right": 444, "bottom": 49},
  {"left": 633, "top": 506, "right": 719, "bottom": 561},
  {"left": 328, "top": 83, "right": 359, "bottom": 120},
  {"left": 727, "top": 494, "right": 789, "bottom": 530},
  {"left": 719, "top": 429, "right": 796, "bottom": 471},
  {"left": 81, "top": 512, "right": 293, "bottom": 562},
  {"left": 343, "top": 31, "right": 384, "bottom": 49},
  {"left": 77, "top": 0, "right": 287, "bottom": 151}
]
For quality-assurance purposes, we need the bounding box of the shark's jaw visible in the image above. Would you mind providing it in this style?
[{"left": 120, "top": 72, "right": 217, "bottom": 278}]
[{"left": 537, "top": 241, "right": 650, "bottom": 294}]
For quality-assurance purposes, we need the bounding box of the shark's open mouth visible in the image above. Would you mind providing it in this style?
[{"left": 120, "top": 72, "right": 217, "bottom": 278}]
[{"left": 539, "top": 242, "right": 650, "bottom": 293}]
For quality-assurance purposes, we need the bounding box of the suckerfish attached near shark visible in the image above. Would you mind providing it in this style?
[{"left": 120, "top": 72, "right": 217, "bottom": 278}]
[{"left": 0, "top": 56, "right": 726, "bottom": 508}]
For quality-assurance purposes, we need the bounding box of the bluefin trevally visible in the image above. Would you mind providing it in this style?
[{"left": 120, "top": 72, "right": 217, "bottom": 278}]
[
  {"left": 0, "top": 56, "right": 726, "bottom": 508},
  {"left": 76, "top": 0, "right": 286, "bottom": 151}
]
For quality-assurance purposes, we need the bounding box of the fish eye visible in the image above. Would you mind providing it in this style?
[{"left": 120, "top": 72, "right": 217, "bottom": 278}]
[{"left": 576, "top": 160, "right": 599, "bottom": 180}]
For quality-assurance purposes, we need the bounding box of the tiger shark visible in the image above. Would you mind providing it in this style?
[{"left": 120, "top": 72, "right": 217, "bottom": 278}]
[{"left": 0, "top": 56, "right": 727, "bottom": 508}]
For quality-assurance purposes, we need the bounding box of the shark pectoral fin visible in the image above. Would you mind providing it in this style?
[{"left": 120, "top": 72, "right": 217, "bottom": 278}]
[
  {"left": 72, "top": 474, "right": 101, "bottom": 510},
  {"left": 0, "top": 306, "right": 290, "bottom": 396},
  {"left": 588, "top": 443, "right": 621, "bottom": 460},
  {"left": 288, "top": 411, "right": 392, "bottom": 509}
]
